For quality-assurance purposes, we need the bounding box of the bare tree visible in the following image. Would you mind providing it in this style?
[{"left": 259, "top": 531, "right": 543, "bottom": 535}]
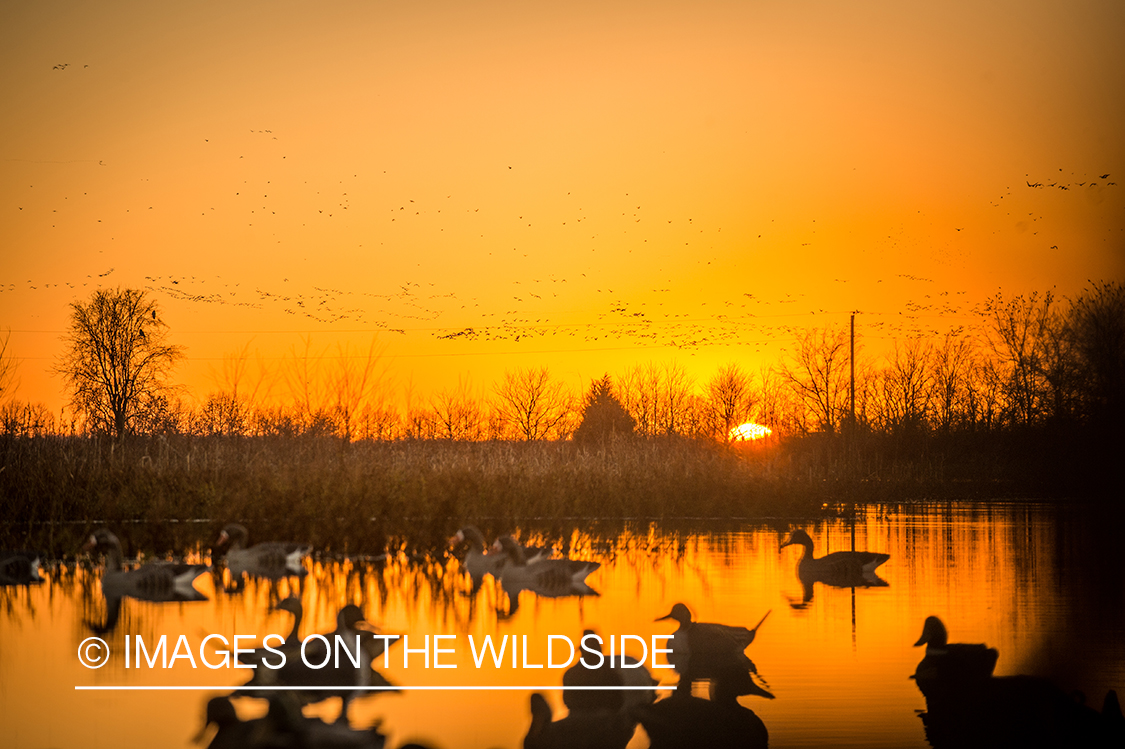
[
  {"left": 431, "top": 376, "right": 484, "bottom": 440},
  {"left": 329, "top": 337, "right": 390, "bottom": 441},
  {"left": 57, "top": 288, "right": 183, "bottom": 438},
  {"left": 493, "top": 366, "right": 573, "bottom": 441},
  {"left": 705, "top": 362, "right": 755, "bottom": 443},
  {"left": 0, "top": 328, "right": 19, "bottom": 404},
  {"left": 778, "top": 326, "right": 850, "bottom": 433},
  {"left": 877, "top": 337, "right": 933, "bottom": 433},
  {"left": 930, "top": 333, "right": 977, "bottom": 433},
  {"left": 984, "top": 291, "right": 1055, "bottom": 425},
  {"left": 1068, "top": 280, "right": 1125, "bottom": 426}
]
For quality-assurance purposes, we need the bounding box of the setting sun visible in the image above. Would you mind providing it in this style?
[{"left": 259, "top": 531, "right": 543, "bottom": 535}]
[{"left": 731, "top": 422, "right": 773, "bottom": 441}]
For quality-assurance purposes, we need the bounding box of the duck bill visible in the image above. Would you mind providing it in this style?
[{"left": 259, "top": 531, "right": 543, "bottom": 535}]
[
  {"left": 448, "top": 530, "right": 464, "bottom": 546},
  {"left": 779, "top": 538, "right": 795, "bottom": 550},
  {"left": 913, "top": 633, "right": 927, "bottom": 647},
  {"left": 81, "top": 535, "right": 97, "bottom": 552},
  {"left": 216, "top": 530, "right": 229, "bottom": 546},
  {"left": 654, "top": 611, "right": 675, "bottom": 622}
]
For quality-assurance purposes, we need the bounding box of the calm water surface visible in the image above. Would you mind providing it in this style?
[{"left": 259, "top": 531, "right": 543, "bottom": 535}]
[{"left": 2, "top": 501, "right": 1122, "bottom": 748}]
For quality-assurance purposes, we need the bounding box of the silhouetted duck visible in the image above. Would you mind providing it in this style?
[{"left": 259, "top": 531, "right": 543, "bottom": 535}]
[
  {"left": 561, "top": 630, "right": 658, "bottom": 714},
  {"left": 236, "top": 604, "right": 396, "bottom": 723},
  {"left": 634, "top": 676, "right": 769, "bottom": 749},
  {"left": 0, "top": 550, "right": 44, "bottom": 585},
  {"left": 780, "top": 528, "right": 889, "bottom": 588},
  {"left": 235, "top": 596, "right": 304, "bottom": 668},
  {"left": 214, "top": 523, "right": 310, "bottom": 580},
  {"left": 655, "top": 603, "right": 773, "bottom": 698},
  {"left": 913, "top": 616, "right": 998, "bottom": 684},
  {"left": 197, "top": 694, "right": 387, "bottom": 748},
  {"left": 523, "top": 692, "right": 634, "bottom": 749},
  {"left": 84, "top": 529, "right": 208, "bottom": 602}
]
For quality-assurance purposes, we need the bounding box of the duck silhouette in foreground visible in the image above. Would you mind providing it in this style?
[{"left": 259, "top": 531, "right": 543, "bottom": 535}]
[
  {"left": 562, "top": 630, "right": 659, "bottom": 714},
  {"left": 633, "top": 675, "right": 769, "bottom": 749},
  {"left": 780, "top": 528, "right": 889, "bottom": 605},
  {"left": 197, "top": 694, "right": 387, "bottom": 748},
  {"left": 910, "top": 616, "right": 1121, "bottom": 748},
  {"left": 214, "top": 523, "right": 310, "bottom": 585},
  {"left": 0, "top": 550, "right": 44, "bottom": 585},
  {"left": 912, "top": 616, "right": 999, "bottom": 685},
  {"left": 655, "top": 602, "right": 773, "bottom": 698},
  {"left": 492, "top": 536, "right": 599, "bottom": 615},
  {"left": 523, "top": 692, "right": 634, "bottom": 749},
  {"left": 235, "top": 604, "right": 397, "bottom": 723},
  {"left": 234, "top": 596, "right": 304, "bottom": 667}
]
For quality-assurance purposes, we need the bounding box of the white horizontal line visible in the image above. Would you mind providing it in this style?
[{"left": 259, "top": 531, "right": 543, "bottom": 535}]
[{"left": 75, "top": 685, "right": 665, "bottom": 691}]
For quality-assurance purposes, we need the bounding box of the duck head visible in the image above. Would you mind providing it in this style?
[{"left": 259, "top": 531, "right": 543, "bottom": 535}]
[
  {"left": 272, "top": 596, "right": 302, "bottom": 616},
  {"left": 216, "top": 523, "right": 249, "bottom": 551},
  {"left": 337, "top": 604, "right": 369, "bottom": 631},
  {"left": 914, "top": 616, "right": 949, "bottom": 648},
  {"left": 780, "top": 528, "right": 814, "bottom": 551},
  {"left": 449, "top": 526, "right": 487, "bottom": 552},
  {"left": 82, "top": 528, "right": 120, "bottom": 553},
  {"left": 655, "top": 602, "right": 693, "bottom": 625},
  {"left": 494, "top": 536, "right": 528, "bottom": 565}
]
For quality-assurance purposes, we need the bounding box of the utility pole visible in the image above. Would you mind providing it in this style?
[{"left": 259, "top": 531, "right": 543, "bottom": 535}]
[{"left": 850, "top": 312, "right": 856, "bottom": 431}]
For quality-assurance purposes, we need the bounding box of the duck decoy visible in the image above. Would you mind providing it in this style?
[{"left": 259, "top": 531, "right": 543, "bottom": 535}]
[
  {"left": 492, "top": 536, "right": 599, "bottom": 613},
  {"left": 235, "top": 596, "right": 304, "bottom": 668},
  {"left": 0, "top": 550, "right": 44, "bottom": 585},
  {"left": 912, "top": 616, "right": 999, "bottom": 686},
  {"left": 523, "top": 692, "right": 634, "bottom": 749},
  {"left": 196, "top": 694, "right": 387, "bottom": 748},
  {"left": 632, "top": 684, "right": 769, "bottom": 749},
  {"left": 655, "top": 603, "right": 773, "bottom": 698},
  {"left": 84, "top": 529, "right": 209, "bottom": 602},
  {"left": 214, "top": 523, "right": 310, "bottom": 582},
  {"left": 563, "top": 630, "right": 658, "bottom": 714},
  {"left": 236, "top": 603, "right": 397, "bottom": 724},
  {"left": 780, "top": 528, "right": 889, "bottom": 589}
]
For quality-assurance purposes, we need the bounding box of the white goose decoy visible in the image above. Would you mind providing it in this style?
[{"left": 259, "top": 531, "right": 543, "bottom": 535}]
[
  {"left": 214, "top": 523, "right": 310, "bottom": 580},
  {"left": 449, "top": 526, "right": 505, "bottom": 586},
  {"left": 83, "top": 529, "right": 209, "bottom": 602},
  {"left": 780, "top": 528, "right": 890, "bottom": 588},
  {"left": 492, "top": 536, "right": 599, "bottom": 594},
  {"left": 0, "top": 550, "right": 44, "bottom": 585}
]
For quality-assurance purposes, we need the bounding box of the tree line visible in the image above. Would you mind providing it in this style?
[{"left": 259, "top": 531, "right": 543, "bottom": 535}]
[{"left": 1, "top": 282, "right": 1122, "bottom": 445}]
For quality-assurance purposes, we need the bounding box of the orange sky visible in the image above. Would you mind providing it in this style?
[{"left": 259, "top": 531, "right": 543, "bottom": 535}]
[{"left": 3, "top": 0, "right": 1123, "bottom": 412}]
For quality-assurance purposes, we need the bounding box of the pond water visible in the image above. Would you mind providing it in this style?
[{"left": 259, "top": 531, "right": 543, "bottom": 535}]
[{"left": 2, "top": 501, "right": 1123, "bottom": 748}]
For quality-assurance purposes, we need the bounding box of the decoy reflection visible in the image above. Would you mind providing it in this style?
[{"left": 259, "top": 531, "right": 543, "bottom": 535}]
[{"left": 197, "top": 694, "right": 387, "bottom": 748}]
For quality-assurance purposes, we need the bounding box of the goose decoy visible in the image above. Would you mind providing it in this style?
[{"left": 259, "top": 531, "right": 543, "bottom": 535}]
[
  {"left": 449, "top": 526, "right": 506, "bottom": 588},
  {"left": 780, "top": 528, "right": 889, "bottom": 589},
  {"left": 214, "top": 523, "right": 310, "bottom": 581},
  {"left": 492, "top": 536, "right": 599, "bottom": 610},
  {"left": 236, "top": 604, "right": 397, "bottom": 724},
  {"left": 655, "top": 603, "right": 773, "bottom": 698},
  {"left": 523, "top": 692, "right": 634, "bottom": 749},
  {"left": 912, "top": 616, "right": 999, "bottom": 685},
  {"left": 0, "top": 550, "right": 44, "bottom": 585},
  {"left": 84, "top": 529, "right": 209, "bottom": 602}
]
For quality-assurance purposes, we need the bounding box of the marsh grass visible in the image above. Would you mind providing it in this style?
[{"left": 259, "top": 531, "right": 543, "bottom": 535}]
[{"left": 0, "top": 429, "right": 1105, "bottom": 555}]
